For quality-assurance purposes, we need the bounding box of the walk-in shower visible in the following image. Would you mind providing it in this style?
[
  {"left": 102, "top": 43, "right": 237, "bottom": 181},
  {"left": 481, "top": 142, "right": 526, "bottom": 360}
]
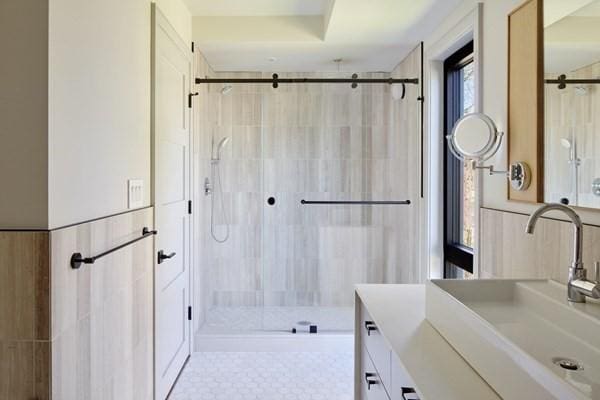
[{"left": 194, "top": 47, "right": 424, "bottom": 341}]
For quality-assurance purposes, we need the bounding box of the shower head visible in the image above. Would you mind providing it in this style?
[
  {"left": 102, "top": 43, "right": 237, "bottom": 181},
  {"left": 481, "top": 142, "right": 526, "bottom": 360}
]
[
  {"left": 561, "top": 138, "right": 572, "bottom": 149},
  {"left": 221, "top": 85, "right": 233, "bottom": 95},
  {"left": 213, "top": 137, "right": 230, "bottom": 160},
  {"left": 574, "top": 85, "right": 588, "bottom": 96}
]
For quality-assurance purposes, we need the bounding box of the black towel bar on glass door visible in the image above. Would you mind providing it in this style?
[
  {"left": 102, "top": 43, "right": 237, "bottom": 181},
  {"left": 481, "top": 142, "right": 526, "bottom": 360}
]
[
  {"left": 300, "top": 200, "right": 411, "bottom": 205},
  {"left": 70, "top": 227, "right": 157, "bottom": 269}
]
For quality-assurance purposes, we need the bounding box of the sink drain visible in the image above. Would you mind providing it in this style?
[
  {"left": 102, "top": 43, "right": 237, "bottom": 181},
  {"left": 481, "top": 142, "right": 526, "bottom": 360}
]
[{"left": 552, "top": 357, "right": 584, "bottom": 371}]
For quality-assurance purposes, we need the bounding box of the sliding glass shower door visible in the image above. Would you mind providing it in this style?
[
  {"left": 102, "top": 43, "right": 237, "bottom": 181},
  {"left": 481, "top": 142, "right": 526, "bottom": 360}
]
[
  {"left": 259, "top": 73, "right": 398, "bottom": 333},
  {"left": 198, "top": 46, "right": 423, "bottom": 336}
]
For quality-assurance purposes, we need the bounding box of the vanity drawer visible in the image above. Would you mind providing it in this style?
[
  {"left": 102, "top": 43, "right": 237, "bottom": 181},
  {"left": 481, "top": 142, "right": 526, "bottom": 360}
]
[
  {"left": 361, "top": 344, "right": 390, "bottom": 400},
  {"left": 361, "top": 303, "right": 392, "bottom": 391},
  {"left": 390, "top": 353, "right": 420, "bottom": 400}
]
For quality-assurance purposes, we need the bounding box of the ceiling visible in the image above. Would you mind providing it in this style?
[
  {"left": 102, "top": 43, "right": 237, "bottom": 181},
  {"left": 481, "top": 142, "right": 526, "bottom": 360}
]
[
  {"left": 184, "top": 0, "right": 463, "bottom": 72},
  {"left": 185, "top": 0, "right": 332, "bottom": 16},
  {"left": 544, "top": 0, "right": 600, "bottom": 73}
]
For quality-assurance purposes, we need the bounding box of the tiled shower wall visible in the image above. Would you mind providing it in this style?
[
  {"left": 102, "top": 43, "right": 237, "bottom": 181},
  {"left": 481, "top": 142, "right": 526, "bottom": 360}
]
[{"left": 192, "top": 47, "right": 422, "bottom": 328}]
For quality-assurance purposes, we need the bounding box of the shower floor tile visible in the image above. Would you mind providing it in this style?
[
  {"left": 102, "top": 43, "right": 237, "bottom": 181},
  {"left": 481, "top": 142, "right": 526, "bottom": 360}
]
[
  {"left": 199, "top": 306, "right": 354, "bottom": 333},
  {"left": 168, "top": 351, "right": 353, "bottom": 400}
]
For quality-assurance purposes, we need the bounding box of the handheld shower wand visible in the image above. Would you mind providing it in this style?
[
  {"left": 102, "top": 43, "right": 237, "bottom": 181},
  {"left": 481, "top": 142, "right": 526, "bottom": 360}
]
[
  {"left": 208, "top": 137, "right": 230, "bottom": 243},
  {"left": 213, "top": 137, "right": 230, "bottom": 161}
]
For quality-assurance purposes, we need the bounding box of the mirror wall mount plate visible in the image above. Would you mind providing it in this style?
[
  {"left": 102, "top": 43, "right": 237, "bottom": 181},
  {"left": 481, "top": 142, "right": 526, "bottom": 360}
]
[{"left": 447, "top": 113, "right": 532, "bottom": 191}]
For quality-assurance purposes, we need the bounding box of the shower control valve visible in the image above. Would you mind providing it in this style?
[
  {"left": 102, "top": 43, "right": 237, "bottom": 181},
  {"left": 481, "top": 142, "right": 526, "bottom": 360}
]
[{"left": 204, "top": 177, "right": 212, "bottom": 195}]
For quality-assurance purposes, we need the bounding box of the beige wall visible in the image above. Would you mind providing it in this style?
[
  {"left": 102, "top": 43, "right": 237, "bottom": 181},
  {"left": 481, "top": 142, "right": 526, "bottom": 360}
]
[
  {"left": 0, "top": 0, "right": 49, "bottom": 229},
  {"left": 1, "top": 0, "right": 191, "bottom": 230}
]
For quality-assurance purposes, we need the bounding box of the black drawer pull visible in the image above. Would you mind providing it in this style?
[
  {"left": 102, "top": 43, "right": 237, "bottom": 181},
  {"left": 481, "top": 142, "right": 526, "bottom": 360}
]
[
  {"left": 365, "top": 372, "right": 378, "bottom": 390},
  {"left": 364, "top": 321, "right": 378, "bottom": 336},
  {"left": 401, "top": 387, "right": 420, "bottom": 400}
]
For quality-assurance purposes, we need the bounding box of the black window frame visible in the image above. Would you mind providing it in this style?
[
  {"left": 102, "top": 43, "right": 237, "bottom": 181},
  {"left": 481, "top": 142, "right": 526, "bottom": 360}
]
[{"left": 443, "top": 41, "right": 474, "bottom": 278}]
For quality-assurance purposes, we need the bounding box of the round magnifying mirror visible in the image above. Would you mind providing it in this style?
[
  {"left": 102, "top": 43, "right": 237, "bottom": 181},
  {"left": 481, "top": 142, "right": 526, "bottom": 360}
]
[{"left": 448, "top": 113, "right": 501, "bottom": 162}]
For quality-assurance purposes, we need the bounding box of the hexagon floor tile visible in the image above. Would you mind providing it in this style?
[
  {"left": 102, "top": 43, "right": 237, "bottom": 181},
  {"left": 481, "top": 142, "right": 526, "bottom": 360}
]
[{"left": 168, "top": 351, "right": 354, "bottom": 400}]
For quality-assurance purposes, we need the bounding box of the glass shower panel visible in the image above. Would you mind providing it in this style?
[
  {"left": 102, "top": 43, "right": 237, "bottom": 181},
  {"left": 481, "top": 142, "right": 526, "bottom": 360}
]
[
  {"left": 198, "top": 45, "right": 423, "bottom": 336},
  {"left": 260, "top": 74, "right": 393, "bottom": 333},
  {"left": 198, "top": 77, "right": 267, "bottom": 334}
]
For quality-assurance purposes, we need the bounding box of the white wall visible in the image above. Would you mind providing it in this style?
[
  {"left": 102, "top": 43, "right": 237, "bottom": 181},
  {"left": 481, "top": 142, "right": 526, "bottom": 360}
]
[
  {"left": 154, "top": 0, "right": 193, "bottom": 44},
  {"left": 48, "top": 0, "right": 192, "bottom": 229},
  {"left": 0, "top": 0, "right": 49, "bottom": 229},
  {"left": 1, "top": 0, "right": 191, "bottom": 229},
  {"left": 48, "top": 0, "right": 152, "bottom": 229},
  {"left": 424, "top": 0, "right": 600, "bottom": 226}
]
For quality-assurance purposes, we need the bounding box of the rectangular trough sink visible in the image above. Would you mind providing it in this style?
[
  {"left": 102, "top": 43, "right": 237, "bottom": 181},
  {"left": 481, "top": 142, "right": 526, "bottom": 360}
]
[{"left": 426, "top": 279, "right": 600, "bottom": 400}]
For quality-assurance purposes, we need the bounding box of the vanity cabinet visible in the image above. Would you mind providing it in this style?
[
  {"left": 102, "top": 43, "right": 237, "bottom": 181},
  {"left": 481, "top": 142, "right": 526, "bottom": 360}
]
[
  {"left": 354, "top": 285, "right": 501, "bottom": 400},
  {"left": 357, "top": 301, "right": 420, "bottom": 400}
]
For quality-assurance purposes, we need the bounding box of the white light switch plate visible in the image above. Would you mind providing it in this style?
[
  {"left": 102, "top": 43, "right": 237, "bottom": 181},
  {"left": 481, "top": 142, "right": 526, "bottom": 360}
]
[{"left": 128, "top": 179, "right": 144, "bottom": 209}]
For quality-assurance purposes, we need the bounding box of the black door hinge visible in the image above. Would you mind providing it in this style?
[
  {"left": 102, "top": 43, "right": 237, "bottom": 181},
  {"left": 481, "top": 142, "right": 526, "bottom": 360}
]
[
  {"left": 188, "top": 200, "right": 192, "bottom": 214},
  {"left": 188, "top": 306, "right": 192, "bottom": 321},
  {"left": 191, "top": 42, "right": 195, "bottom": 52},
  {"left": 188, "top": 92, "right": 199, "bottom": 108}
]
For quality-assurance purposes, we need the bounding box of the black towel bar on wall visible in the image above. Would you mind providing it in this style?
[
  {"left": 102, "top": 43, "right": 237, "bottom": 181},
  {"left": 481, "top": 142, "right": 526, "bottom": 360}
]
[
  {"left": 70, "top": 226, "right": 157, "bottom": 269},
  {"left": 300, "top": 200, "right": 411, "bottom": 205}
]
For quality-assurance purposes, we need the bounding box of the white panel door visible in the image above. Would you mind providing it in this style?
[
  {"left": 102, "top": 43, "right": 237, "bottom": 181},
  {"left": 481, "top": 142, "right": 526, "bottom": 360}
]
[{"left": 152, "top": 5, "right": 191, "bottom": 399}]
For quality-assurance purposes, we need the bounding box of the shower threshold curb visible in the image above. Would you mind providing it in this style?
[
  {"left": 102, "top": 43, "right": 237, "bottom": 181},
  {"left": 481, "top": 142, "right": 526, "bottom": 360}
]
[{"left": 194, "top": 333, "right": 353, "bottom": 353}]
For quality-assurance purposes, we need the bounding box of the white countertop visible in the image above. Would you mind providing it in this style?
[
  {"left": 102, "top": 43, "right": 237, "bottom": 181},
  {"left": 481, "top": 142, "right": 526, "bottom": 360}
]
[{"left": 355, "top": 284, "right": 501, "bottom": 400}]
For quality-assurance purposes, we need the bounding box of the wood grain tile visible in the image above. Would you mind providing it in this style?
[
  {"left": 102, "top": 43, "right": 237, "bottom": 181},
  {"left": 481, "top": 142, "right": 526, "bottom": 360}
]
[
  {"left": 480, "top": 207, "right": 600, "bottom": 284},
  {"left": 0, "top": 231, "right": 49, "bottom": 341},
  {"left": 48, "top": 207, "right": 154, "bottom": 400}
]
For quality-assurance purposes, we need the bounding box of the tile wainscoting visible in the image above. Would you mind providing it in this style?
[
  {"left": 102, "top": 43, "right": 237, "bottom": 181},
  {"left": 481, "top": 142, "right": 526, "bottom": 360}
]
[
  {"left": 480, "top": 207, "right": 600, "bottom": 283},
  {"left": 0, "top": 231, "right": 49, "bottom": 400},
  {"left": 0, "top": 207, "right": 154, "bottom": 400}
]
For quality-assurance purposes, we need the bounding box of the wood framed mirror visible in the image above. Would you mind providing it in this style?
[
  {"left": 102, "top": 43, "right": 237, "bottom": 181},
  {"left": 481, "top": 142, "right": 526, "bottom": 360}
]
[{"left": 508, "top": 0, "right": 544, "bottom": 203}]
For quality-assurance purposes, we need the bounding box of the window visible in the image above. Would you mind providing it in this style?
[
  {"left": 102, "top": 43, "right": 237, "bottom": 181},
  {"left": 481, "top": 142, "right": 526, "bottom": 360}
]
[{"left": 443, "top": 42, "right": 475, "bottom": 278}]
